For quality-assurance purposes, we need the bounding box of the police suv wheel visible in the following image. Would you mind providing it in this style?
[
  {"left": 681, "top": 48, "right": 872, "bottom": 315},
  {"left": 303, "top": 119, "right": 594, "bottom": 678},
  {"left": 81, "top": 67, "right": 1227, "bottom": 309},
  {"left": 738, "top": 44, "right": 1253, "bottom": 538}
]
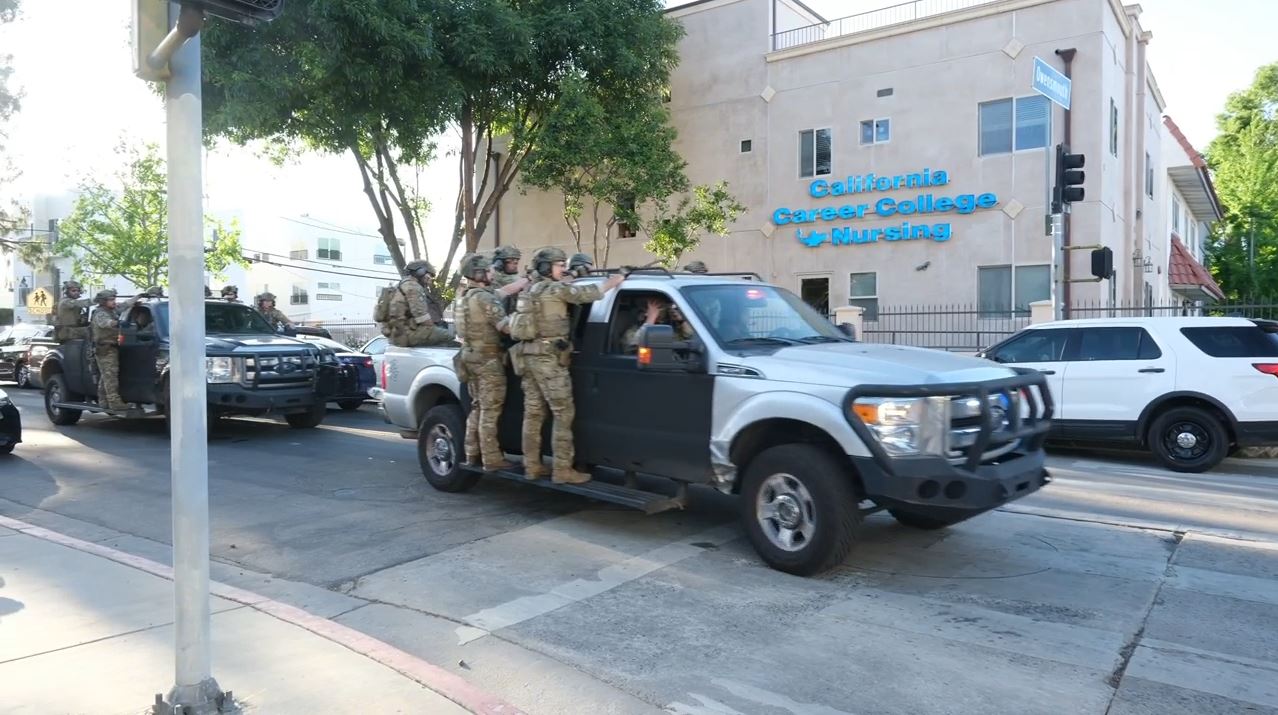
[
  {"left": 740, "top": 444, "right": 861, "bottom": 576},
  {"left": 1148, "top": 406, "right": 1229, "bottom": 473},
  {"left": 418, "top": 404, "right": 480, "bottom": 493},
  {"left": 44, "top": 374, "right": 82, "bottom": 426},
  {"left": 285, "top": 402, "right": 327, "bottom": 429}
]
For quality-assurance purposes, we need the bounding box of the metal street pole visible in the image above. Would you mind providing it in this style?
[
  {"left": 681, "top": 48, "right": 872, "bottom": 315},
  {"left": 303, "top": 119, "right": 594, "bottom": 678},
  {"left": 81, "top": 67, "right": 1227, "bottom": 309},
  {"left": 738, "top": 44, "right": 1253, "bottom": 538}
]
[{"left": 160, "top": 4, "right": 227, "bottom": 712}]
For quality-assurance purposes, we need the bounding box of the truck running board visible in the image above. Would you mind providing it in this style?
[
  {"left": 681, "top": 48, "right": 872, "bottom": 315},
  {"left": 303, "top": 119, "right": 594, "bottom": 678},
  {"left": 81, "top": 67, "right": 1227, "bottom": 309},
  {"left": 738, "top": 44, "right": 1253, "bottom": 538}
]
[
  {"left": 470, "top": 466, "right": 689, "bottom": 515},
  {"left": 52, "top": 401, "right": 156, "bottom": 417}
]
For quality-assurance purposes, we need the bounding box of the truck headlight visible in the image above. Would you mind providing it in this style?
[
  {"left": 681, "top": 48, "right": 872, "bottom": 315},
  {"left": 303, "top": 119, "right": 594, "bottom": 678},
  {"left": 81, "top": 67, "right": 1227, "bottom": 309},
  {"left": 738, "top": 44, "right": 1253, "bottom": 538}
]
[
  {"left": 205, "top": 357, "right": 242, "bottom": 384},
  {"left": 851, "top": 396, "right": 949, "bottom": 456}
]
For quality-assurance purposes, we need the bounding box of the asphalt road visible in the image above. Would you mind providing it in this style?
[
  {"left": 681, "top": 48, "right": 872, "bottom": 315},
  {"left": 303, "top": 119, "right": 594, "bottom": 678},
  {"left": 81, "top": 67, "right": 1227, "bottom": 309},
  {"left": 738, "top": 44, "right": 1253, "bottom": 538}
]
[{"left": 3, "top": 385, "right": 1278, "bottom": 714}]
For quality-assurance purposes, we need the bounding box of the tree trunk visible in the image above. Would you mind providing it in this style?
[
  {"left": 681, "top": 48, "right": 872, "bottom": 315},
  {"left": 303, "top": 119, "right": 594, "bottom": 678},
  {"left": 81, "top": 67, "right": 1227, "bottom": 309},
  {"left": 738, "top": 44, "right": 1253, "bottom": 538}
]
[
  {"left": 460, "top": 102, "right": 479, "bottom": 253},
  {"left": 350, "top": 145, "right": 406, "bottom": 270}
]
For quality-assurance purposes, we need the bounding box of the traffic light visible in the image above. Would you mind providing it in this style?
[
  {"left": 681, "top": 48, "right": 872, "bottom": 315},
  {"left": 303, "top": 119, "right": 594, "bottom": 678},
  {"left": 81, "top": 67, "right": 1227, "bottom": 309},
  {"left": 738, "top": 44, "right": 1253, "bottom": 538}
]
[
  {"left": 1052, "top": 144, "right": 1086, "bottom": 213},
  {"left": 1090, "top": 247, "right": 1113, "bottom": 280}
]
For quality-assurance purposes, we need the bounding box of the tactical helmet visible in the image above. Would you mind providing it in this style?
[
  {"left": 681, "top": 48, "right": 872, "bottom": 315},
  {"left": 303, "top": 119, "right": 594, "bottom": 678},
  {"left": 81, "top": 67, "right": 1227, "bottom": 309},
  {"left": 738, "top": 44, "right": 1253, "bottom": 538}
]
[
  {"left": 94, "top": 289, "right": 117, "bottom": 304},
  {"left": 257, "top": 292, "right": 277, "bottom": 303},
  {"left": 684, "top": 260, "right": 708, "bottom": 274},
  {"left": 404, "top": 260, "right": 436, "bottom": 278},
  {"left": 568, "top": 253, "right": 594, "bottom": 278},
  {"left": 532, "top": 247, "right": 567, "bottom": 276},
  {"left": 493, "top": 246, "right": 522, "bottom": 262},
  {"left": 204, "top": 286, "right": 213, "bottom": 297},
  {"left": 221, "top": 285, "right": 238, "bottom": 296},
  {"left": 460, "top": 253, "right": 490, "bottom": 281},
  {"left": 145, "top": 285, "right": 164, "bottom": 297},
  {"left": 64, "top": 280, "right": 83, "bottom": 294}
]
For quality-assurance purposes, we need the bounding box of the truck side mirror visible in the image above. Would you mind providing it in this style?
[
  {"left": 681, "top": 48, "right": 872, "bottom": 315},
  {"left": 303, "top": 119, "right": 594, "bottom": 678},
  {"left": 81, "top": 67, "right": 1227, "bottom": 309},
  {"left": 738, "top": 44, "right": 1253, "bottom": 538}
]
[{"left": 636, "top": 324, "right": 690, "bottom": 371}]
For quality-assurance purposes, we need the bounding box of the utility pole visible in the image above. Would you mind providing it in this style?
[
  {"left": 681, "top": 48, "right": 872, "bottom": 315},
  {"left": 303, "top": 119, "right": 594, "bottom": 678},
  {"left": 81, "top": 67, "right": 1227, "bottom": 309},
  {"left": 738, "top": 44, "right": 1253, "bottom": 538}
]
[{"left": 133, "top": 2, "right": 284, "bottom": 713}]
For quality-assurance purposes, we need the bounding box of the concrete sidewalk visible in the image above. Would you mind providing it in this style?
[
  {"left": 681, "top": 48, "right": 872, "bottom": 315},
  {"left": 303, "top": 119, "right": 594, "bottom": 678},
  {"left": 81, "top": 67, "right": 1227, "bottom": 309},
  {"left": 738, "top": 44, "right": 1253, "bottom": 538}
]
[{"left": 0, "top": 516, "right": 522, "bottom": 715}]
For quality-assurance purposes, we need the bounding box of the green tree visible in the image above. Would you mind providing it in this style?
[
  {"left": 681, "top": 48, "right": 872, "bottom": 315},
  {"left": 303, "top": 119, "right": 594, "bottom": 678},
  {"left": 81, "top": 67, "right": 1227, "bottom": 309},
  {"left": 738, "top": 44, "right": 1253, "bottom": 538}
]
[
  {"left": 520, "top": 77, "right": 686, "bottom": 266},
  {"left": 1205, "top": 62, "right": 1278, "bottom": 299},
  {"left": 202, "top": 0, "right": 682, "bottom": 287},
  {"left": 0, "top": 0, "right": 30, "bottom": 242},
  {"left": 54, "top": 143, "right": 246, "bottom": 289},
  {"left": 640, "top": 181, "right": 746, "bottom": 268}
]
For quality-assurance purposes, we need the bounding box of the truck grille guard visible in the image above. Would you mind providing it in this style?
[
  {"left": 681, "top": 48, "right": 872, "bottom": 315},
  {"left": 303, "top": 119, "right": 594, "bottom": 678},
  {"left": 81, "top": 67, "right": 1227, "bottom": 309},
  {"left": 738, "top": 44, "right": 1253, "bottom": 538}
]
[{"left": 842, "top": 368, "right": 1054, "bottom": 475}]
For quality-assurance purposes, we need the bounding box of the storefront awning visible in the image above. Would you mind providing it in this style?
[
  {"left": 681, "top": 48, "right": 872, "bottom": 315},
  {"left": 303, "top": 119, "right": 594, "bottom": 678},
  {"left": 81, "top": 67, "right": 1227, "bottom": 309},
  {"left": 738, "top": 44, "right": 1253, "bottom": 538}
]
[{"left": 1169, "top": 236, "right": 1225, "bottom": 302}]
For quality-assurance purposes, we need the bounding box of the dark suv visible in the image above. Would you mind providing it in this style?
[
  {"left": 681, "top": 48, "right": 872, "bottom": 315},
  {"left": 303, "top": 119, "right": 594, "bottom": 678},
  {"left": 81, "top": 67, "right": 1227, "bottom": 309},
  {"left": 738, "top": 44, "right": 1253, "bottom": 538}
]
[
  {"left": 0, "top": 324, "right": 53, "bottom": 389},
  {"left": 40, "top": 299, "right": 350, "bottom": 428}
]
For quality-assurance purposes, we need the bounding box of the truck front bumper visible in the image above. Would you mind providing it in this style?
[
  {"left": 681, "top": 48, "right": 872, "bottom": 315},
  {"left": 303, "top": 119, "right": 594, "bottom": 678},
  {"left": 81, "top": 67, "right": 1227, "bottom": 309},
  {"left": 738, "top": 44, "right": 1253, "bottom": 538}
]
[
  {"left": 206, "top": 384, "right": 319, "bottom": 414},
  {"left": 853, "top": 450, "right": 1050, "bottom": 512}
]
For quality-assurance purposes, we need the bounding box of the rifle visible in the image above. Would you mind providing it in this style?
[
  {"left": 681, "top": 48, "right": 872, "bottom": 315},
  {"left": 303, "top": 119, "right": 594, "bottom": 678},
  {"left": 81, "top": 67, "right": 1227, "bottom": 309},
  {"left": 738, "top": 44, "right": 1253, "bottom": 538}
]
[{"left": 618, "top": 259, "right": 666, "bottom": 277}]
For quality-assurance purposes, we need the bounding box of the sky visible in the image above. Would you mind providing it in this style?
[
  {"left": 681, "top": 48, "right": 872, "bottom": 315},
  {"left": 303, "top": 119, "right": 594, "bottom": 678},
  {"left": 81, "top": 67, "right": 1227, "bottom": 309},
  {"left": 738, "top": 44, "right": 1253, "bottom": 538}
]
[{"left": 1, "top": 0, "right": 1275, "bottom": 266}]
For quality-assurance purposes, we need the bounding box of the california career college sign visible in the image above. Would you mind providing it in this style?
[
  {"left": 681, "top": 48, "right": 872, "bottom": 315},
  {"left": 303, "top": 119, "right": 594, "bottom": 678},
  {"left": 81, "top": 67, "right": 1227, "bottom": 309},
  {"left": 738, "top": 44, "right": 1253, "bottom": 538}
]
[{"left": 772, "top": 169, "right": 999, "bottom": 248}]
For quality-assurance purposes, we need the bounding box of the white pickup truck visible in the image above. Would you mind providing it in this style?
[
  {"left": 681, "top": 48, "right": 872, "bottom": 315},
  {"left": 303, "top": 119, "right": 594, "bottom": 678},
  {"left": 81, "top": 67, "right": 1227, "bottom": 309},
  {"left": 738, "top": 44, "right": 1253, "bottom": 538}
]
[{"left": 375, "top": 271, "right": 1054, "bottom": 576}]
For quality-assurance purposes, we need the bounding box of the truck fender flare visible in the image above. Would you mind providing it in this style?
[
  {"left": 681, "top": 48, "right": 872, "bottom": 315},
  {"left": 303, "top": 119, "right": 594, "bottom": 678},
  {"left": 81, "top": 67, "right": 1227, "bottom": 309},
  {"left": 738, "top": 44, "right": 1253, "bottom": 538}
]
[{"left": 408, "top": 365, "right": 461, "bottom": 422}]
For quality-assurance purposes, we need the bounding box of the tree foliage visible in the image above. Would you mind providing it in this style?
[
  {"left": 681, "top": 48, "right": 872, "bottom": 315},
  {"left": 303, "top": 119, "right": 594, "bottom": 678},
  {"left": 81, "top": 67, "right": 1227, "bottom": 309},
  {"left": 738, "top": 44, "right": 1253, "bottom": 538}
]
[
  {"left": 520, "top": 77, "right": 686, "bottom": 266},
  {"left": 54, "top": 143, "right": 246, "bottom": 289},
  {"left": 0, "top": 0, "right": 28, "bottom": 240},
  {"left": 1205, "top": 62, "right": 1278, "bottom": 299},
  {"left": 641, "top": 182, "right": 745, "bottom": 268}
]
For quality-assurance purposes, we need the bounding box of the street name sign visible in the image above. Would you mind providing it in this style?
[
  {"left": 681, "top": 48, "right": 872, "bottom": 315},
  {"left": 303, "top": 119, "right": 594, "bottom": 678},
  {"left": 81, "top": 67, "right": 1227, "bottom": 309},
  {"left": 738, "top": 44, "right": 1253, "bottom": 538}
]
[{"left": 1032, "top": 56, "right": 1071, "bottom": 110}]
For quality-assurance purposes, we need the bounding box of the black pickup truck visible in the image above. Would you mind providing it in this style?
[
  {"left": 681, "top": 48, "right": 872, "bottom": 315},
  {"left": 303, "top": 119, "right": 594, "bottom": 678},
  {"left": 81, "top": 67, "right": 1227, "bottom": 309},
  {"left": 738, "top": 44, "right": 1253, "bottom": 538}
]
[{"left": 40, "top": 298, "right": 348, "bottom": 429}]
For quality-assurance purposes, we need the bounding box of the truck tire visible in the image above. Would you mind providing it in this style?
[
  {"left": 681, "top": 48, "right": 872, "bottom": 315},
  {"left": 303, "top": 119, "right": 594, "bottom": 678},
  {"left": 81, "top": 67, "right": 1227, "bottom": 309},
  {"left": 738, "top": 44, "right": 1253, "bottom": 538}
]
[
  {"left": 740, "top": 444, "right": 860, "bottom": 576},
  {"left": 337, "top": 399, "right": 364, "bottom": 412},
  {"left": 418, "top": 404, "right": 480, "bottom": 493},
  {"left": 44, "top": 374, "right": 82, "bottom": 426},
  {"left": 16, "top": 362, "right": 31, "bottom": 389},
  {"left": 285, "top": 402, "right": 327, "bottom": 429},
  {"left": 1148, "top": 406, "right": 1229, "bottom": 473},
  {"left": 888, "top": 509, "right": 969, "bottom": 530}
]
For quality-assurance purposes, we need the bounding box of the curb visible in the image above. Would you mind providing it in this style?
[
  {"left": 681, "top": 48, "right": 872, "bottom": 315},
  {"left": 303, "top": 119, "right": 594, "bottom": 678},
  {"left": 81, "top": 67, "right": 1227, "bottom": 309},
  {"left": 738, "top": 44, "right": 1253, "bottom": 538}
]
[{"left": 0, "top": 514, "right": 527, "bottom": 715}]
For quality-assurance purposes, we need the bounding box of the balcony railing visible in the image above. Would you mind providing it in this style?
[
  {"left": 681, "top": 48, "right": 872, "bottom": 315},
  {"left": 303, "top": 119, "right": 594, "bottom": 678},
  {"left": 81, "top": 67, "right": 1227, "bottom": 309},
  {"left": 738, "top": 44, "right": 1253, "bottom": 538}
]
[{"left": 772, "top": 0, "right": 1003, "bottom": 51}]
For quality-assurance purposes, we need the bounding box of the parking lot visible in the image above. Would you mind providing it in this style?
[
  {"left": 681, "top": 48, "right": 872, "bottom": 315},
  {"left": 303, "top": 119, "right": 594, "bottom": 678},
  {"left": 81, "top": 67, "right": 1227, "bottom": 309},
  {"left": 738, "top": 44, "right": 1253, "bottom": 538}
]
[{"left": 2, "top": 388, "right": 1277, "bottom": 714}]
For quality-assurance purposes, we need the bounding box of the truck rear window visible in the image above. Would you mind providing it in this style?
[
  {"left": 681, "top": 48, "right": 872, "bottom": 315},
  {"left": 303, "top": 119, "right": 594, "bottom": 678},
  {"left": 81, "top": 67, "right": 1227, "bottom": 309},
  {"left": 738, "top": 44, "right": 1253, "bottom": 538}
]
[{"left": 1180, "top": 326, "right": 1278, "bottom": 358}]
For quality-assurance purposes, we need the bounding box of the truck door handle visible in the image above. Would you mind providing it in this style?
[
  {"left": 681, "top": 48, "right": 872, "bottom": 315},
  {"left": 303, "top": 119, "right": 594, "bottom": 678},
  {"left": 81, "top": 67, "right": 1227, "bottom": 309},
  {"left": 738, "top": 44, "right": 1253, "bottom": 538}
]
[
  {"left": 1038, "top": 369, "right": 1055, "bottom": 375},
  {"left": 1138, "top": 367, "right": 1165, "bottom": 373}
]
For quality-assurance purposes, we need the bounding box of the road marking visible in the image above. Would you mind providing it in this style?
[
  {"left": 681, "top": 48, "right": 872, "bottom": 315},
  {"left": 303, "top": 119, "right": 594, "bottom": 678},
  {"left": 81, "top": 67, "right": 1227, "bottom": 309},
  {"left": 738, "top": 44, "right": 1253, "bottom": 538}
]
[
  {"left": 0, "top": 514, "right": 526, "bottom": 715},
  {"left": 668, "top": 679, "right": 855, "bottom": 715},
  {"left": 455, "top": 524, "right": 740, "bottom": 645},
  {"left": 998, "top": 504, "right": 1278, "bottom": 544}
]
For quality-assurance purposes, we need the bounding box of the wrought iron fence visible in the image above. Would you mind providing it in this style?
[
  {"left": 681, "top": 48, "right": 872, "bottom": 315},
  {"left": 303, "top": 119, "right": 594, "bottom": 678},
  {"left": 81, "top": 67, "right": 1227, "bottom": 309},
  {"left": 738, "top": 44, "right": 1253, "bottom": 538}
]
[
  {"left": 858, "top": 304, "right": 1029, "bottom": 353},
  {"left": 315, "top": 322, "right": 381, "bottom": 350},
  {"left": 1068, "top": 299, "right": 1278, "bottom": 321},
  {"left": 772, "top": 0, "right": 1000, "bottom": 51}
]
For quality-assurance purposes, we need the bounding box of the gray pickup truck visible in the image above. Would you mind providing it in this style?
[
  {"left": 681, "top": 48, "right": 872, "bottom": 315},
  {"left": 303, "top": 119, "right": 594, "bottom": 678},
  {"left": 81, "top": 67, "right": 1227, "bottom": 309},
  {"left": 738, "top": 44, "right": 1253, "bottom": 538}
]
[{"left": 376, "top": 271, "right": 1054, "bottom": 576}]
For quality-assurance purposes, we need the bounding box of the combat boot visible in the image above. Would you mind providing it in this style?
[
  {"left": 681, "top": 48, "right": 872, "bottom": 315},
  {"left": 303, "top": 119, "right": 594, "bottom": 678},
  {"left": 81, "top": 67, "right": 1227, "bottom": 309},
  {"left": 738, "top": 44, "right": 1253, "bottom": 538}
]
[
  {"left": 523, "top": 460, "right": 550, "bottom": 481},
  {"left": 483, "top": 459, "right": 515, "bottom": 472},
  {"left": 552, "top": 467, "right": 592, "bottom": 485}
]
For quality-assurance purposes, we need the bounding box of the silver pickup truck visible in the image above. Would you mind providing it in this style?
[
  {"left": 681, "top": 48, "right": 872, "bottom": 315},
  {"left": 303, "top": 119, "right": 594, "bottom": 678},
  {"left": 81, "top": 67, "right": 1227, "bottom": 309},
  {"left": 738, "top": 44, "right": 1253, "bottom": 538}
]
[{"left": 375, "top": 271, "right": 1053, "bottom": 576}]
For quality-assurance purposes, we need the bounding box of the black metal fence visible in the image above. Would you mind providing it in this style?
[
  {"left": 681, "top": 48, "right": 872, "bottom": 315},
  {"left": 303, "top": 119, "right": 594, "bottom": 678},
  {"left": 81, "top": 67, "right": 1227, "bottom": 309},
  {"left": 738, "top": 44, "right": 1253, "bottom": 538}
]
[
  {"left": 315, "top": 322, "right": 381, "bottom": 350},
  {"left": 1068, "top": 299, "right": 1278, "bottom": 321}
]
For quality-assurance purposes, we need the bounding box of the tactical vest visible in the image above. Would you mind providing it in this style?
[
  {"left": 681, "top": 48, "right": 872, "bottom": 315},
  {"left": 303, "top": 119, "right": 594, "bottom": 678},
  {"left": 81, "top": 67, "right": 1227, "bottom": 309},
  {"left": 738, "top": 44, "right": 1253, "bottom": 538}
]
[
  {"left": 461, "top": 287, "right": 502, "bottom": 348},
  {"left": 528, "top": 281, "right": 572, "bottom": 339}
]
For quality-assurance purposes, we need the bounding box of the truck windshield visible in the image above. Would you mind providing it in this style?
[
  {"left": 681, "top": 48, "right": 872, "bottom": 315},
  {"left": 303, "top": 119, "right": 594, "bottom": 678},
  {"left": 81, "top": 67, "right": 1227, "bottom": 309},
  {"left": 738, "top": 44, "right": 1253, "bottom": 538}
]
[
  {"left": 155, "top": 302, "right": 277, "bottom": 336},
  {"left": 680, "top": 284, "right": 846, "bottom": 348}
]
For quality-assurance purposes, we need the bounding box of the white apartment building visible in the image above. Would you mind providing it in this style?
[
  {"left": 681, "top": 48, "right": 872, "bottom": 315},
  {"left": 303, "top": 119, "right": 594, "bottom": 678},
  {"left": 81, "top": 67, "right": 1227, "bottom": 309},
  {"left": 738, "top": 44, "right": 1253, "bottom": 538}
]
[{"left": 481, "top": 0, "right": 1225, "bottom": 318}]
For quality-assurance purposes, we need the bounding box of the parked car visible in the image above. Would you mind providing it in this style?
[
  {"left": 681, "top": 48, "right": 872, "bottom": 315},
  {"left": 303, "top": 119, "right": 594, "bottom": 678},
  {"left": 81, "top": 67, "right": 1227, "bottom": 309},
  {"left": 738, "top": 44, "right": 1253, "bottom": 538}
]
[
  {"left": 0, "top": 324, "right": 53, "bottom": 389},
  {"left": 377, "top": 272, "right": 1053, "bottom": 576},
  {"left": 295, "top": 334, "right": 376, "bottom": 410},
  {"left": 0, "top": 387, "right": 19, "bottom": 455},
  {"left": 977, "top": 316, "right": 1278, "bottom": 472},
  {"left": 361, "top": 335, "right": 389, "bottom": 387}
]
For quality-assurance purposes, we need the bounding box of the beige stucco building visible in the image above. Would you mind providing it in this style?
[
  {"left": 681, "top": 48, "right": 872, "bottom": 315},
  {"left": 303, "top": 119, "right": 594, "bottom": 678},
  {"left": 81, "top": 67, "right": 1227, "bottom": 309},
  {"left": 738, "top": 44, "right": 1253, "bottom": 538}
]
[{"left": 480, "top": 0, "right": 1223, "bottom": 320}]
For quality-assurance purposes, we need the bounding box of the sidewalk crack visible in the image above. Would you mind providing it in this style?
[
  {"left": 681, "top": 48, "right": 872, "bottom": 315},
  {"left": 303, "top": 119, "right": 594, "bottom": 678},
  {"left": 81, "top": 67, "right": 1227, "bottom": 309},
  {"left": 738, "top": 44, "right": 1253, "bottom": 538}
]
[{"left": 1103, "top": 531, "right": 1184, "bottom": 714}]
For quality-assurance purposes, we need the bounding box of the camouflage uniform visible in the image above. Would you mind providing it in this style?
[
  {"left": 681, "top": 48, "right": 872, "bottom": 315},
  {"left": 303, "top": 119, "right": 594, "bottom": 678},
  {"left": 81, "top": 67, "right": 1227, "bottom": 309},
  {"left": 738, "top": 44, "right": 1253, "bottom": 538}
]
[
  {"left": 254, "top": 292, "right": 293, "bottom": 331},
  {"left": 459, "top": 274, "right": 511, "bottom": 469},
  {"left": 388, "top": 279, "right": 452, "bottom": 347},
  {"left": 90, "top": 292, "right": 126, "bottom": 411},
  {"left": 54, "top": 289, "right": 92, "bottom": 342},
  {"left": 520, "top": 275, "right": 605, "bottom": 483}
]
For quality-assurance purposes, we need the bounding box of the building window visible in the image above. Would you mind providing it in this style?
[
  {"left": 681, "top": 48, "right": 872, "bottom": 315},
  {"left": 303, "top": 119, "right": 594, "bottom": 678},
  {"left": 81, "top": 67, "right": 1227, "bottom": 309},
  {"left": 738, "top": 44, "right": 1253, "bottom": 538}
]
[
  {"left": 317, "top": 237, "right": 342, "bottom": 261},
  {"left": 290, "top": 286, "right": 309, "bottom": 306},
  {"left": 289, "top": 249, "right": 308, "bottom": 260},
  {"left": 1172, "top": 196, "right": 1181, "bottom": 234},
  {"left": 978, "top": 95, "right": 1050, "bottom": 156},
  {"left": 740, "top": 139, "right": 753, "bottom": 153},
  {"left": 799, "top": 128, "right": 832, "bottom": 178},
  {"left": 848, "top": 272, "right": 878, "bottom": 321},
  {"left": 1145, "top": 153, "right": 1154, "bottom": 198},
  {"left": 373, "top": 253, "right": 394, "bottom": 266},
  {"left": 1109, "top": 99, "right": 1119, "bottom": 156},
  {"left": 859, "top": 118, "right": 890, "bottom": 145},
  {"left": 978, "top": 265, "right": 1051, "bottom": 317},
  {"left": 317, "top": 281, "right": 340, "bottom": 291}
]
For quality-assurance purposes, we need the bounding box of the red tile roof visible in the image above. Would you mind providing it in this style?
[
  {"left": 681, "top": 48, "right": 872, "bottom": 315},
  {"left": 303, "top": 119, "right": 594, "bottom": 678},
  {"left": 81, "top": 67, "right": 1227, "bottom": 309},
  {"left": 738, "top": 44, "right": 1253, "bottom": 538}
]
[
  {"left": 1168, "top": 235, "right": 1225, "bottom": 300},
  {"left": 1163, "top": 116, "right": 1207, "bottom": 169}
]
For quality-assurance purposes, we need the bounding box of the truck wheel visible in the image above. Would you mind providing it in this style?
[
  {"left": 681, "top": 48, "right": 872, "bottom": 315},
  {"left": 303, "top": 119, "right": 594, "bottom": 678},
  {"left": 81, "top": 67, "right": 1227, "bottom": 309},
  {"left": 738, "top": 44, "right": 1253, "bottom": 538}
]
[
  {"left": 337, "top": 399, "right": 364, "bottom": 412},
  {"left": 888, "top": 509, "right": 969, "bottom": 530},
  {"left": 418, "top": 404, "right": 480, "bottom": 493},
  {"left": 285, "top": 402, "right": 327, "bottom": 429},
  {"left": 740, "top": 444, "right": 860, "bottom": 576},
  {"left": 44, "top": 374, "right": 82, "bottom": 426},
  {"left": 1148, "top": 406, "right": 1229, "bottom": 473},
  {"left": 16, "top": 362, "right": 31, "bottom": 389}
]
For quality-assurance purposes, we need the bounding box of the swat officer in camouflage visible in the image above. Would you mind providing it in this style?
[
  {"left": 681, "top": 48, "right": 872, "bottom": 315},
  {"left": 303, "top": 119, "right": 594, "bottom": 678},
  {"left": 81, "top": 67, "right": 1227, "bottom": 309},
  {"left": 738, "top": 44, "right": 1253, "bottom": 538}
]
[
  {"left": 566, "top": 253, "right": 594, "bottom": 280},
  {"left": 456, "top": 253, "right": 515, "bottom": 471},
  {"left": 221, "top": 285, "right": 241, "bottom": 303},
  {"left": 90, "top": 290, "right": 128, "bottom": 413},
  {"left": 491, "top": 246, "right": 523, "bottom": 290},
  {"left": 255, "top": 292, "right": 294, "bottom": 331},
  {"left": 519, "top": 247, "right": 624, "bottom": 484},
  {"left": 683, "top": 260, "right": 708, "bottom": 274},
  {"left": 54, "top": 281, "right": 93, "bottom": 342},
  {"left": 387, "top": 261, "right": 453, "bottom": 347}
]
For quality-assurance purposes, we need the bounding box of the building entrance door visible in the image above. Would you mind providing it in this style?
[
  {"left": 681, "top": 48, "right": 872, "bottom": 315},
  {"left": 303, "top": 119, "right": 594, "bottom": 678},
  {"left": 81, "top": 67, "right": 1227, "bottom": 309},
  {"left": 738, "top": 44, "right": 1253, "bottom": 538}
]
[{"left": 800, "top": 277, "right": 830, "bottom": 316}]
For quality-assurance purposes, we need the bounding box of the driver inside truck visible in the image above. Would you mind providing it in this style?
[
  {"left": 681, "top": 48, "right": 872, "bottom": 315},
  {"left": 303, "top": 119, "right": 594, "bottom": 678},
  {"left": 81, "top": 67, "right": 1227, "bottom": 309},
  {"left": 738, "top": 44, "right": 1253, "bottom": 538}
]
[{"left": 621, "top": 295, "right": 696, "bottom": 353}]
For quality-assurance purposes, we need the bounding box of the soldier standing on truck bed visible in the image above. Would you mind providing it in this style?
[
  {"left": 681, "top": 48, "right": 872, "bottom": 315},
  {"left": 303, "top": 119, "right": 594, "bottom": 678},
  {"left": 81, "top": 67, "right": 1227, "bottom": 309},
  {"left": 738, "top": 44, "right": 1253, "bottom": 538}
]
[
  {"left": 90, "top": 290, "right": 129, "bottom": 414},
  {"left": 386, "top": 261, "right": 453, "bottom": 347},
  {"left": 515, "top": 247, "right": 623, "bottom": 484},
  {"left": 456, "top": 253, "right": 516, "bottom": 472},
  {"left": 54, "top": 281, "right": 92, "bottom": 342},
  {"left": 254, "top": 292, "right": 294, "bottom": 331}
]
